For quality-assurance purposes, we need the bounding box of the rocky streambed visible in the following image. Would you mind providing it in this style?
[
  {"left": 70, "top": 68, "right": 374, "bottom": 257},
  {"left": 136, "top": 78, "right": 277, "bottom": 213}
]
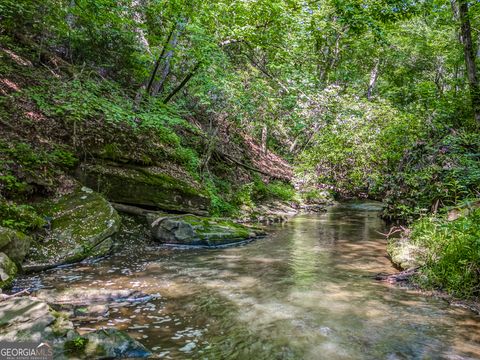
[
  {"left": 0, "top": 167, "right": 331, "bottom": 358},
  {"left": 4, "top": 202, "right": 479, "bottom": 359}
]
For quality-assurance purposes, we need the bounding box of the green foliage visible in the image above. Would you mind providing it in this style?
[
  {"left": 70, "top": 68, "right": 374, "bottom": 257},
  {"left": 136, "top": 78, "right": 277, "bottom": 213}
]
[
  {"left": 203, "top": 175, "right": 296, "bottom": 217},
  {"left": 300, "top": 188, "right": 332, "bottom": 204},
  {"left": 25, "top": 75, "right": 201, "bottom": 172},
  {"left": 0, "top": 200, "right": 45, "bottom": 231},
  {"left": 298, "top": 90, "right": 422, "bottom": 197},
  {"left": 233, "top": 178, "right": 296, "bottom": 208},
  {"left": 383, "top": 130, "right": 480, "bottom": 220},
  {"left": 64, "top": 336, "right": 89, "bottom": 354},
  {"left": 203, "top": 177, "right": 236, "bottom": 217},
  {"left": 411, "top": 206, "right": 480, "bottom": 299},
  {"left": 232, "top": 183, "right": 255, "bottom": 209},
  {"left": 0, "top": 141, "right": 77, "bottom": 198},
  {"left": 173, "top": 147, "right": 200, "bottom": 173},
  {"left": 253, "top": 179, "right": 296, "bottom": 202},
  {"left": 26, "top": 77, "right": 133, "bottom": 124}
]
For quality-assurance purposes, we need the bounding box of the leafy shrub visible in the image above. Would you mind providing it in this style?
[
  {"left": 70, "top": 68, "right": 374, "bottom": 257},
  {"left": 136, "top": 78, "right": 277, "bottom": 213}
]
[
  {"left": 255, "top": 180, "right": 296, "bottom": 202},
  {"left": 298, "top": 90, "right": 422, "bottom": 198},
  {"left": 300, "top": 188, "right": 332, "bottom": 204},
  {"left": 172, "top": 147, "right": 200, "bottom": 173},
  {"left": 232, "top": 178, "right": 296, "bottom": 207},
  {"left": 411, "top": 206, "right": 480, "bottom": 299},
  {"left": 0, "top": 200, "right": 45, "bottom": 231},
  {"left": 0, "top": 141, "right": 77, "bottom": 198},
  {"left": 232, "top": 183, "right": 255, "bottom": 208},
  {"left": 383, "top": 130, "right": 480, "bottom": 221},
  {"left": 203, "top": 178, "right": 236, "bottom": 217}
]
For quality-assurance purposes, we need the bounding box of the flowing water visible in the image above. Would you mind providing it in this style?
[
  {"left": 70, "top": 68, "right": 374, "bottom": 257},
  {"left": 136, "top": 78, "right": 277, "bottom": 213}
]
[{"left": 15, "top": 202, "right": 480, "bottom": 359}]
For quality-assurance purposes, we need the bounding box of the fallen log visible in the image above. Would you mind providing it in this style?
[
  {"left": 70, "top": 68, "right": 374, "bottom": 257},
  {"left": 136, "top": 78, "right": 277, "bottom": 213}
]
[{"left": 110, "top": 202, "right": 161, "bottom": 217}]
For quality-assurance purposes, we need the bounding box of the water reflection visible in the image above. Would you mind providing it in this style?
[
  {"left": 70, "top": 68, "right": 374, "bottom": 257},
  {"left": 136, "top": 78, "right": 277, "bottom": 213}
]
[{"left": 14, "top": 201, "right": 480, "bottom": 359}]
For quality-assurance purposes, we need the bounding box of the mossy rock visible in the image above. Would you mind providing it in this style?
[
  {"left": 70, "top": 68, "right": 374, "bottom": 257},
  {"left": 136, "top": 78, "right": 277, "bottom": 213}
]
[
  {"left": 26, "top": 187, "right": 121, "bottom": 267},
  {"left": 387, "top": 236, "right": 424, "bottom": 270},
  {"left": 0, "top": 226, "right": 31, "bottom": 264},
  {"left": 0, "top": 252, "right": 17, "bottom": 289},
  {"left": 65, "top": 329, "right": 151, "bottom": 359},
  {"left": 76, "top": 163, "right": 210, "bottom": 215},
  {"left": 149, "top": 214, "right": 265, "bottom": 246}
]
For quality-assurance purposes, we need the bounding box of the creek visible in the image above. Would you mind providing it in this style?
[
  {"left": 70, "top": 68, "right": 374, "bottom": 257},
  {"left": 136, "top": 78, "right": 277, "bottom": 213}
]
[{"left": 14, "top": 202, "right": 480, "bottom": 359}]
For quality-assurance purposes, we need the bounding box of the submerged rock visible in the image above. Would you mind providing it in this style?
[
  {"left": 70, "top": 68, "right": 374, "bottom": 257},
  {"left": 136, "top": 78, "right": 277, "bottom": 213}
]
[
  {"left": 0, "top": 296, "right": 70, "bottom": 341},
  {"left": 25, "top": 187, "right": 121, "bottom": 269},
  {"left": 34, "top": 288, "right": 153, "bottom": 306},
  {"left": 0, "top": 226, "right": 31, "bottom": 264},
  {"left": 77, "top": 162, "right": 210, "bottom": 215},
  {"left": 0, "top": 252, "right": 17, "bottom": 289},
  {"left": 148, "top": 214, "right": 265, "bottom": 246},
  {"left": 0, "top": 297, "right": 150, "bottom": 359},
  {"left": 65, "top": 329, "right": 151, "bottom": 359}
]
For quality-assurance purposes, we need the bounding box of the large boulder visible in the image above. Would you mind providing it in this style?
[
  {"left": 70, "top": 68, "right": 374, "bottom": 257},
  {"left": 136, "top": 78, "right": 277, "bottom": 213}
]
[
  {"left": 25, "top": 187, "right": 121, "bottom": 269},
  {"left": 148, "top": 214, "right": 265, "bottom": 246},
  {"left": 0, "top": 252, "right": 17, "bottom": 289},
  {"left": 76, "top": 162, "right": 210, "bottom": 215},
  {"left": 0, "top": 226, "right": 31, "bottom": 264}
]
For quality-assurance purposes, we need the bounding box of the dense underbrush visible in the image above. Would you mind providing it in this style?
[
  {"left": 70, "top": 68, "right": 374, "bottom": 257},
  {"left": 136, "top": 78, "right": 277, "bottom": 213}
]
[{"left": 409, "top": 204, "right": 480, "bottom": 300}]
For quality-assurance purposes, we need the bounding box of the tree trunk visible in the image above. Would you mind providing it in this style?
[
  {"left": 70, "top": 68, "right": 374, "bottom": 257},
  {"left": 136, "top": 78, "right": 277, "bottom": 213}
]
[
  {"left": 367, "top": 59, "right": 379, "bottom": 100},
  {"left": 163, "top": 62, "right": 201, "bottom": 104},
  {"left": 131, "top": 0, "right": 151, "bottom": 56},
  {"left": 151, "top": 21, "right": 185, "bottom": 96},
  {"left": 261, "top": 125, "right": 268, "bottom": 154},
  {"left": 145, "top": 26, "right": 175, "bottom": 97},
  {"left": 457, "top": 0, "right": 480, "bottom": 124}
]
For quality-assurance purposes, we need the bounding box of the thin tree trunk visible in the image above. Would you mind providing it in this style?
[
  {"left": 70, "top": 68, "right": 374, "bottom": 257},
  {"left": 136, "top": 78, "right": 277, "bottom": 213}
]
[
  {"left": 145, "top": 26, "right": 175, "bottom": 96},
  {"left": 152, "top": 21, "right": 185, "bottom": 96},
  {"left": 131, "top": 0, "right": 151, "bottom": 56},
  {"left": 261, "top": 125, "right": 268, "bottom": 154},
  {"left": 163, "top": 62, "right": 201, "bottom": 104},
  {"left": 367, "top": 59, "right": 379, "bottom": 100},
  {"left": 200, "top": 118, "right": 219, "bottom": 175},
  {"left": 457, "top": 0, "right": 480, "bottom": 124}
]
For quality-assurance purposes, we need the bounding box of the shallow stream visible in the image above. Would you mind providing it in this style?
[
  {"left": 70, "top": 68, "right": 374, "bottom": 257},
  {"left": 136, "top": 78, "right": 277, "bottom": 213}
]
[{"left": 15, "top": 202, "right": 480, "bottom": 359}]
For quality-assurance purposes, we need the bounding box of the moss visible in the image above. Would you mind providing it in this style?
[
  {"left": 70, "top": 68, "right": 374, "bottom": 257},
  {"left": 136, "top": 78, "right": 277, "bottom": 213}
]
[
  {"left": 77, "top": 163, "right": 210, "bottom": 214},
  {"left": 64, "top": 336, "right": 90, "bottom": 355},
  {"left": 0, "top": 226, "right": 31, "bottom": 265},
  {"left": 0, "top": 252, "right": 18, "bottom": 289},
  {"left": 152, "top": 214, "right": 264, "bottom": 246},
  {"left": 27, "top": 188, "right": 120, "bottom": 265}
]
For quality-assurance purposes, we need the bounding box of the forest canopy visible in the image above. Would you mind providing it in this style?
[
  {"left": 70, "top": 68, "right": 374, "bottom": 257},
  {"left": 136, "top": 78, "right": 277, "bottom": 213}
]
[{"left": 1, "top": 0, "right": 479, "bottom": 219}]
